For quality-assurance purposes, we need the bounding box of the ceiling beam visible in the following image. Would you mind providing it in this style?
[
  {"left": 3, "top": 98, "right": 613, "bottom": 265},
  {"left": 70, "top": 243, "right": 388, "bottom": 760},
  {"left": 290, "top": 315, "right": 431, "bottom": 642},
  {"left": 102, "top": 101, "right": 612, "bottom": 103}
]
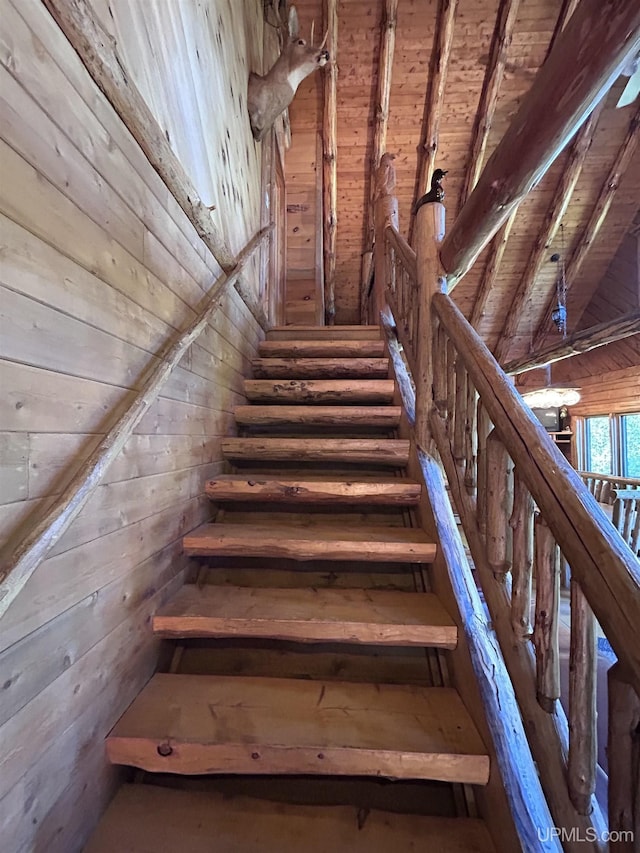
[
  {"left": 415, "top": 0, "right": 457, "bottom": 200},
  {"left": 534, "top": 104, "right": 640, "bottom": 347},
  {"left": 458, "top": 0, "right": 521, "bottom": 210},
  {"left": 323, "top": 0, "right": 338, "bottom": 325},
  {"left": 440, "top": 0, "right": 640, "bottom": 288},
  {"left": 545, "top": 0, "right": 580, "bottom": 61},
  {"left": 503, "top": 309, "right": 640, "bottom": 375},
  {"left": 360, "top": 0, "right": 397, "bottom": 321},
  {"left": 493, "top": 103, "right": 605, "bottom": 363}
]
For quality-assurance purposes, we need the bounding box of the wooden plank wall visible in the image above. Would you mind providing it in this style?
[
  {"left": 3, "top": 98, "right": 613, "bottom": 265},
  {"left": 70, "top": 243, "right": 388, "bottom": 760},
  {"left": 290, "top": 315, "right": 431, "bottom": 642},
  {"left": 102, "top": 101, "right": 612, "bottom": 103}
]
[{"left": 0, "top": 1, "right": 264, "bottom": 849}]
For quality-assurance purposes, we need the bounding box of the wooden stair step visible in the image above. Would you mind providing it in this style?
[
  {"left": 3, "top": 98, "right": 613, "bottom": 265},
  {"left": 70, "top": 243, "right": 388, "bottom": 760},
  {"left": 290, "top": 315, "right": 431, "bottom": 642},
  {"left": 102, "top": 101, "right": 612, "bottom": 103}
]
[
  {"left": 153, "top": 585, "right": 457, "bottom": 647},
  {"left": 234, "top": 404, "right": 401, "bottom": 428},
  {"left": 106, "top": 673, "right": 490, "bottom": 784},
  {"left": 183, "top": 522, "right": 437, "bottom": 563},
  {"left": 205, "top": 475, "right": 421, "bottom": 504},
  {"left": 251, "top": 357, "right": 389, "bottom": 379},
  {"left": 267, "top": 325, "right": 381, "bottom": 341},
  {"left": 259, "top": 339, "right": 386, "bottom": 358},
  {"left": 221, "top": 438, "right": 409, "bottom": 466},
  {"left": 85, "top": 785, "right": 497, "bottom": 852},
  {"left": 244, "top": 379, "right": 395, "bottom": 404}
]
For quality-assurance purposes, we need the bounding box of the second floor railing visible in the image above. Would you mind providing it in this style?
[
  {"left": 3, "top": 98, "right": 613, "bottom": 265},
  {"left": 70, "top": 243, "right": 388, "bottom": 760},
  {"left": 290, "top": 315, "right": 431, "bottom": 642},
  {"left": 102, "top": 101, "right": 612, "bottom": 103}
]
[{"left": 368, "top": 157, "right": 640, "bottom": 851}]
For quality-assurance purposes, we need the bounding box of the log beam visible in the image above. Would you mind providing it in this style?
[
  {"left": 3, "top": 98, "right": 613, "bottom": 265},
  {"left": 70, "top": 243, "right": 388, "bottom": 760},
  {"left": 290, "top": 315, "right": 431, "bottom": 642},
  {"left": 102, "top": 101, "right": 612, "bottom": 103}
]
[
  {"left": 504, "top": 308, "right": 640, "bottom": 374},
  {"left": 440, "top": 0, "right": 640, "bottom": 287},
  {"left": 458, "top": 0, "right": 521, "bottom": 209},
  {"left": 534, "top": 104, "right": 640, "bottom": 347},
  {"left": 361, "top": 0, "right": 397, "bottom": 319},
  {"left": 41, "top": 0, "right": 268, "bottom": 328},
  {"left": 323, "top": 0, "right": 338, "bottom": 324},
  {"left": 493, "top": 104, "right": 604, "bottom": 363},
  {"left": 413, "top": 0, "right": 457, "bottom": 221}
]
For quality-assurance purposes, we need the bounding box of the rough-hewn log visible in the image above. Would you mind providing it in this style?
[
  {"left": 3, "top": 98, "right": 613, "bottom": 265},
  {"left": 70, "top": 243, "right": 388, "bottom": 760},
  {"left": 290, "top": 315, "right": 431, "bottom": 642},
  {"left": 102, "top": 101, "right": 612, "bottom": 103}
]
[
  {"left": 433, "top": 292, "right": 640, "bottom": 691},
  {"left": 453, "top": 359, "right": 467, "bottom": 464},
  {"left": 458, "top": 0, "right": 521, "bottom": 209},
  {"left": 607, "top": 662, "right": 640, "bottom": 850},
  {"left": 505, "top": 308, "right": 640, "bottom": 374},
  {"left": 441, "top": 0, "right": 640, "bottom": 286},
  {"left": 486, "top": 430, "right": 513, "bottom": 579},
  {"left": 371, "top": 158, "right": 399, "bottom": 320},
  {"left": 414, "top": 0, "right": 457, "bottom": 212},
  {"left": 42, "top": 0, "right": 268, "bottom": 328},
  {"left": 323, "top": 0, "right": 338, "bottom": 325},
  {"left": 386, "top": 225, "right": 417, "bottom": 282},
  {"left": 535, "top": 104, "right": 640, "bottom": 343},
  {"left": 430, "top": 411, "right": 606, "bottom": 850},
  {"left": 414, "top": 203, "right": 446, "bottom": 450},
  {"left": 546, "top": 0, "right": 580, "bottom": 60},
  {"left": 510, "top": 471, "right": 534, "bottom": 640},
  {"left": 494, "top": 104, "right": 604, "bottom": 363},
  {"left": 361, "top": 0, "right": 397, "bottom": 317},
  {"left": 432, "top": 321, "right": 448, "bottom": 418},
  {"left": 568, "top": 580, "right": 597, "bottom": 816},
  {"left": 0, "top": 228, "right": 270, "bottom": 619},
  {"left": 476, "top": 400, "right": 492, "bottom": 539},
  {"left": 464, "top": 378, "right": 477, "bottom": 494}
]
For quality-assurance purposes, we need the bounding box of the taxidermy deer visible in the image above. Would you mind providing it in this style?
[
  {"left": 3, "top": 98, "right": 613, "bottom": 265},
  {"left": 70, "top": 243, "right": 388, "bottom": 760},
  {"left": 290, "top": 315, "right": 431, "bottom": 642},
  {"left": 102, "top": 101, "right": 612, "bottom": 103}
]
[{"left": 248, "top": 5, "right": 329, "bottom": 142}]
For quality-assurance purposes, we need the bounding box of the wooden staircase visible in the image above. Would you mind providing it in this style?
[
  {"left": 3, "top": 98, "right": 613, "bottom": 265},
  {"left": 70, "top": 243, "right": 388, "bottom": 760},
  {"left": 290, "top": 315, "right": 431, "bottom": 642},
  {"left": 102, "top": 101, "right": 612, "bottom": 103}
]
[{"left": 86, "top": 325, "right": 497, "bottom": 852}]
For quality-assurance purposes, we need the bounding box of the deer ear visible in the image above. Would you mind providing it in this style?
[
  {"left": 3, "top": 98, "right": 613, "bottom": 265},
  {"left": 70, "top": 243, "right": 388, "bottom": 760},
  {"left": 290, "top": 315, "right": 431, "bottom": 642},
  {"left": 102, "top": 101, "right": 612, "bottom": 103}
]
[{"left": 288, "top": 6, "right": 299, "bottom": 38}]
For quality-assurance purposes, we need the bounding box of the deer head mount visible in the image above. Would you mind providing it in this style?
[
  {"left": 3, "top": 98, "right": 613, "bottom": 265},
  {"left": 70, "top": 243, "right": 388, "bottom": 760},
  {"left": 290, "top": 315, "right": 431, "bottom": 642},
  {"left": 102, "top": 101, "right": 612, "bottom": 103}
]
[{"left": 248, "top": 5, "right": 329, "bottom": 142}]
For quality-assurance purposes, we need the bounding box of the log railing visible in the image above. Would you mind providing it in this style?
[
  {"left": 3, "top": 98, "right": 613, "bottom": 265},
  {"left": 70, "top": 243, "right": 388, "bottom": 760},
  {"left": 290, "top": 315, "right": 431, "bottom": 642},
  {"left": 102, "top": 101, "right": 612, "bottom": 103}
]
[{"left": 373, "top": 189, "right": 640, "bottom": 849}]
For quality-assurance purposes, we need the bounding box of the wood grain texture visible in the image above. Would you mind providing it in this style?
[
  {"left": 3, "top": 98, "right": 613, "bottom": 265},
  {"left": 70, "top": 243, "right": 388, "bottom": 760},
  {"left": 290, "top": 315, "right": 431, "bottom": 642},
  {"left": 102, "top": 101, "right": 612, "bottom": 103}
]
[
  {"left": 233, "top": 404, "right": 401, "bottom": 427},
  {"left": 106, "top": 673, "right": 489, "bottom": 783},
  {"left": 205, "top": 475, "right": 421, "bottom": 504},
  {"left": 258, "top": 339, "right": 386, "bottom": 357},
  {"left": 251, "top": 357, "right": 390, "bottom": 378},
  {"left": 267, "top": 325, "right": 382, "bottom": 340},
  {"left": 244, "top": 379, "right": 396, "bottom": 404},
  {"left": 153, "top": 584, "right": 457, "bottom": 647},
  {"left": 85, "top": 785, "right": 498, "bottom": 853},
  {"left": 221, "top": 437, "right": 410, "bottom": 465}
]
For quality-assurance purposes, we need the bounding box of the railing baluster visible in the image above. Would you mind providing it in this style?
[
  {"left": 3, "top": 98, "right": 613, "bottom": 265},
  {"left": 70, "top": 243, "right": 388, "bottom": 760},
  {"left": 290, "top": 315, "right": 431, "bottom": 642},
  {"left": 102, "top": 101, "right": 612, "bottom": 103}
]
[
  {"left": 446, "top": 337, "right": 456, "bottom": 438},
  {"left": 464, "top": 378, "right": 477, "bottom": 495},
  {"left": 534, "top": 515, "right": 561, "bottom": 713},
  {"left": 510, "top": 470, "right": 534, "bottom": 640},
  {"left": 433, "top": 322, "right": 447, "bottom": 418},
  {"left": 568, "top": 580, "right": 597, "bottom": 815},
  {"left": 476, "top": 400, "right": 491, "bottom": 539},
  {"left": 607, "top": 662, "right": 640, "bottom": 851},
  {"left": 453, "top": 357, "right": 467, "bottom": 465},
  {"left": 486, "top": 429, "right": 513, "bottom": 580}
]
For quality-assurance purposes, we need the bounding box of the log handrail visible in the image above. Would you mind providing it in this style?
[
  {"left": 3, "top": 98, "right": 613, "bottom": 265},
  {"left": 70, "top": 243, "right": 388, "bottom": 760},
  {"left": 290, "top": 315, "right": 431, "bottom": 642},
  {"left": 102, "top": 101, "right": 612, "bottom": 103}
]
[{"left": 0, "top": 227, "right": 271, "bottom": 619}]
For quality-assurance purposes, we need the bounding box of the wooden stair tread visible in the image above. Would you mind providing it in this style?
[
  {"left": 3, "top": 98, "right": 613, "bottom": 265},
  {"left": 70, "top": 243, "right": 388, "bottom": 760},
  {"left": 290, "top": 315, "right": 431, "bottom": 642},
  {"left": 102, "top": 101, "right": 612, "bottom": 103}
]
[
  {"left": 206, "top": 476, "right": 421, "bottom": 504},
  {"left": 153, "top": 585, "right": 457, "bottom": 647},
  {"left": 267, "top": 325, "right": 382, "bottom": 341},
  {"left": 259, "top": 339, "right": 386, "bottom": 357},
  {"left": 221, "top": 438, "right": 409, "bottom": 466},
  {"left": 244, "top": 379, "right": 395, "bottom": 403},
  {"left": 85, "top": 785, "right": 497, "bottom": 852},
  {"left": 234, "top": 405, "right": 401, "bottom": 426},
  {"left": 184, "top": 522, "right": 437, "bottom": 563},
  {"left": 106, "top": 674, "right": 490, "bottom": 783},
  {"left": 251, "top": 357, "right": 389, "bottom": 378}
]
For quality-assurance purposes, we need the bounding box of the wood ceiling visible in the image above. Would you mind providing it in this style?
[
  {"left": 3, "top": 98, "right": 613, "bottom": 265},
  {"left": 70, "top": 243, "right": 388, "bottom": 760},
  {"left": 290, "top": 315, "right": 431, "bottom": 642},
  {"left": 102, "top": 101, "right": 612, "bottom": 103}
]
[{"left": 287, "top": 0, "right": 639, "bottom": 369}]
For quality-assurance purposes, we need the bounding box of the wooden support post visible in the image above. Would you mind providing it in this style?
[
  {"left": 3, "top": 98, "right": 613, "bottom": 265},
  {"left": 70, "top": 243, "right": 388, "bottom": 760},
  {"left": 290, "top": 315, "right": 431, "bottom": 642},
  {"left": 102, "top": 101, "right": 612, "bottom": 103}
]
[
  {"left": 464, "top": 379, "right": 477, "bottom": 494},
  {"left": 534, "top": 515, "right": 561, "bottom": 713},
  {"left": 42, "top": 0, "right": 269, "bottom": 328},
  {"left": 323, "top": 0, "right": 338, "bottom": 325},
  {"left": 0, "top": 228, "right": 271, "bottom": 618},
  {"left": 608, "top": 663, "right": 640, "bottom": 851},
  {"left": 440, "top": 0, "right": 640, "bottom": 286},
  {"left": 486, "top": 429, "right": 513, "bottom": 580},
  {"left": 504, "top": 308, "right": 640, "bottom": 375},
  {"left": 510, "top": 471, "right": 534, "bottom": 640},
  {"left": 372, "top": 159, "right": 399, "bottom": 321},
  {"left": 568, "top": 580, "right": 597, "bottom": 816},
  {"left": 476, "top": 401, "right": 491, "bottom": 539},
  {"left": 361, "top": 0, "right": 397, "bottom": 319},
  {"left": 414, "top": 202, "right": 446, "bottom": 450}
]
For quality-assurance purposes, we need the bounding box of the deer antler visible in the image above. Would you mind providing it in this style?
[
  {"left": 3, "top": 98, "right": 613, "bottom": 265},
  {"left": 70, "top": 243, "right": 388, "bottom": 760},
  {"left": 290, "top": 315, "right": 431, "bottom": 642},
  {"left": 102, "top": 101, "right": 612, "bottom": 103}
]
[
  {"left": 310, "top": 20, "right": 315, "bottom": 46},
  {"left": 319, "top": 28, "right": 329, "bottom": 50}
]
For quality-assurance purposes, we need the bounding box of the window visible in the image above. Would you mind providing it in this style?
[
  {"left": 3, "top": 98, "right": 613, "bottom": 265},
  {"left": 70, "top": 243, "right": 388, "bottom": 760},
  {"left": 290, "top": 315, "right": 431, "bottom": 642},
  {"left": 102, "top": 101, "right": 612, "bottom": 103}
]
[{"left": 579, "top": 413, "right": 640, "bottom": 477}]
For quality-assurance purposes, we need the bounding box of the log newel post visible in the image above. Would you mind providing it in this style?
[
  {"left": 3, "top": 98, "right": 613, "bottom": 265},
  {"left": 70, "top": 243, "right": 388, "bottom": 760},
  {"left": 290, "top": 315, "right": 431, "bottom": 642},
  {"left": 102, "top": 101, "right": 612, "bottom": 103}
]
[
  {"left": 414, "top": 201, "right": 446, "bottom": 450},
  {"left": 509, "top": 470, "right": 534, "bottom": 640},
  {"left": 608, "top": 662, "right": 640, "bottom": 851},
  {"left": 486, "top": 428, "right": 513, "bottom": 580},
  {"left": 568, "top": 579, "right": 597, "bottom": 816},
  {"left": 372, "top": 160, "right": 399, "bottom": 322},
  {"left": 534, "top": 514, "right": 561, "bottom": 713}
]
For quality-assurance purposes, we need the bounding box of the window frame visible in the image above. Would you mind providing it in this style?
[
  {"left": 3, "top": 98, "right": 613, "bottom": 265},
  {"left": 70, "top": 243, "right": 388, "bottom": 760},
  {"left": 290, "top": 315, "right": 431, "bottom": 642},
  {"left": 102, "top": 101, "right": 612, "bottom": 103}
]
[{"left": 577, "top": 412, "right": 640, "bottom": 476}]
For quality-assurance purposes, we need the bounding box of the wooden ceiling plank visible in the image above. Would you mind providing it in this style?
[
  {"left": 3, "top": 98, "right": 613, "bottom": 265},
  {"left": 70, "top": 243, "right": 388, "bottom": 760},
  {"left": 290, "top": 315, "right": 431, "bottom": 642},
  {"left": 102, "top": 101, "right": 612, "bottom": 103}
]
[
  {"left": 534, "top": 104, "right": 640, "bottom": 346},
  {"left": 504, "top": 309, "right": 640, "bottom": 375},
  {"left": 470, "top": 212, "right": 515, "bottom": 331},
  {"left": 440, "top": 0, "right": 640, "bottom": 288},
  {"left": 458, "top": 0, "right": 521, "bottom": 211},
  {"left": 323, "top": 0, "right": 339, "bottom": 324},
  {"left": 360, "top": 0, "right": 398, "bottom": 319},
  {"left": 493, "top": 103, "right": 605, "bottom": 363},
  {"left": 415, "top": 0, "right": 457, "bottom": 203}
]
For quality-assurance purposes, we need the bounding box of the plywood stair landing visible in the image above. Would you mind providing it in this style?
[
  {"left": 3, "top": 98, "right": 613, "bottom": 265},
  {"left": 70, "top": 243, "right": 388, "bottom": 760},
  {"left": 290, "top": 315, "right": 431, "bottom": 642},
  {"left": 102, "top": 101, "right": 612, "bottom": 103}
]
[{"left": 88, "top": 325, "right": 496, "bottom": 852}]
